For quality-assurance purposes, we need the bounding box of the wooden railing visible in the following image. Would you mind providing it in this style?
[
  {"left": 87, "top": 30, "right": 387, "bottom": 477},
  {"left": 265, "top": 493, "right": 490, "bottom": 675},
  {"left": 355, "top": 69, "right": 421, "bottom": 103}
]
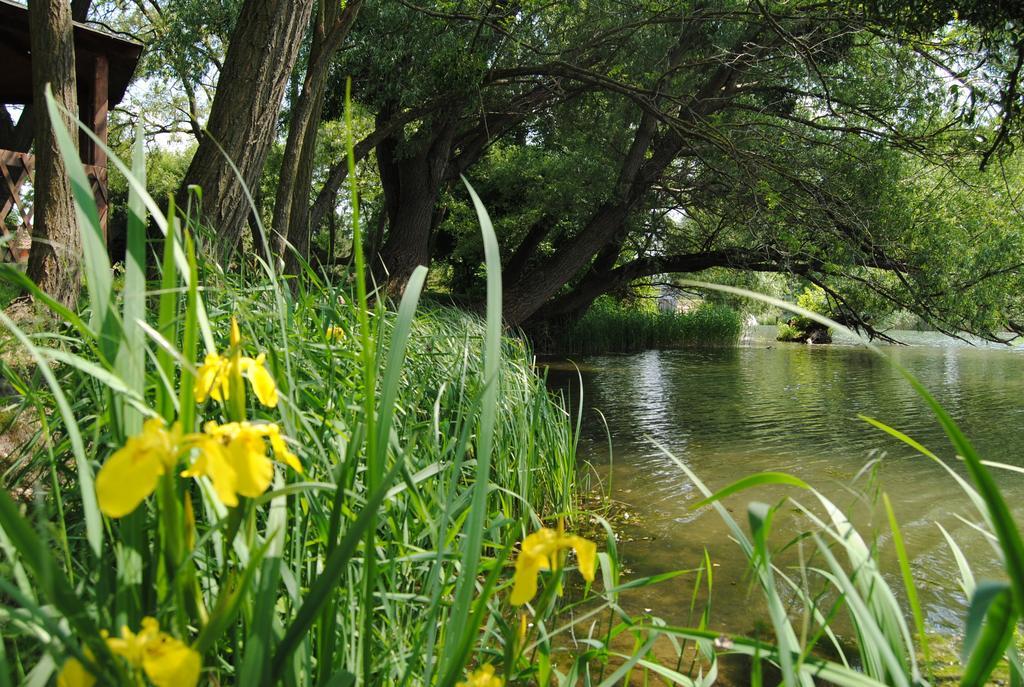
[
  {"left": 0, "top": 150, "right": 33, "bottom": 262},
  {"left": 0, "top": 148, "right": 108, "bottom": 263}
]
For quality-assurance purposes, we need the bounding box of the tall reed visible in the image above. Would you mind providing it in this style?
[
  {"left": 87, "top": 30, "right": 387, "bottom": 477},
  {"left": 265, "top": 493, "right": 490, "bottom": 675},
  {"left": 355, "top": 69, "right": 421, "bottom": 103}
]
[{"left": 551, "top": 297, "right": 742, "bottom": 355}]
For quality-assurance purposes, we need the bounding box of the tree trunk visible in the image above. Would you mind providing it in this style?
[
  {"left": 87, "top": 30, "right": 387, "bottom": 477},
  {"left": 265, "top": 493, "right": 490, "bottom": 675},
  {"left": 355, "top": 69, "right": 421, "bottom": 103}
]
[
  {"left": 374, "top": 116, "right": 457, "bottom": 295},
  {"left": 502, "top": 47, "right": 751, "bottom": 325},
  {"left": 70, "top": 0, "right": 91, "bottom": 21},
  {"left": 502, "top": 109, "right": 670, "bottom": 324},
  {"left": 179, "top": 0, "right": 315, "bottom": 261},
  {"left": 247, "top": 185, "right": 268, "bottom": 264},
  {"left": 27, "top": 0, "right": 81, "bottom": 309},
  {"left": 0, "top": 107, "right": 34, "bottom": 152},
  {"left": 279, "top": 88, "right": 325, "bottom": 274},
  {"left": 502, "top": 217, "right": 551, "bottom": 284},
  {"left": 533, "top": 248, "right": 786, "bottom": 323},
  {"left": 275, "top": 0, "right": 363, "bottom": 275},
  {"left": 307, "top": 104, "right": 437, "bottom": 231},
  {"left": 1, "top": 1, "right": 90, "bottom": 226}
]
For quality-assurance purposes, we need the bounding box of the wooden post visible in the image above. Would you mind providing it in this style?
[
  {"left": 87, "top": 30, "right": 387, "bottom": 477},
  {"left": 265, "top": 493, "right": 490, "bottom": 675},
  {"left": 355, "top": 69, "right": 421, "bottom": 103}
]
[{"left": 92, "top": 54, "right": 109, "bottom": 244}]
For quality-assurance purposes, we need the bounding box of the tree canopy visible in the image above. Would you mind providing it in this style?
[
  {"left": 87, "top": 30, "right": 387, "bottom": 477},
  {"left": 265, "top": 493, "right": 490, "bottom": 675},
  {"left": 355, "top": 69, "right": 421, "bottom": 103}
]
[{"left": 12, "top": 0, "right": 1024, "bottom": 338}]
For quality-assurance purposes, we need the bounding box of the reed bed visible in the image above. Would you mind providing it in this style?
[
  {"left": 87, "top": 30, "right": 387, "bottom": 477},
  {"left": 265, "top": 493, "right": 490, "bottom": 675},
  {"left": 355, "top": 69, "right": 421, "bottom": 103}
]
[{"left": 551, "top": 298, "right": 742, "bottom": 355}]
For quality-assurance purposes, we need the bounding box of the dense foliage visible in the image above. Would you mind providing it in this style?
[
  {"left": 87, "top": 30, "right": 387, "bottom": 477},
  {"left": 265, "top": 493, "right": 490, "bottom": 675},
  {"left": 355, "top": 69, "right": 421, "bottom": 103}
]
[{"left": 8, "top": 0, "right": 1021, "bottom": 340}]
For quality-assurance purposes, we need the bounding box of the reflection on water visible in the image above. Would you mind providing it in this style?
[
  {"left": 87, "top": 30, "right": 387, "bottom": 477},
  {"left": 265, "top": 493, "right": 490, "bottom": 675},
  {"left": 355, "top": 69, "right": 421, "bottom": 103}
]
[{"left": 547, "top": 327, "right": 1024, "bottom": 640}]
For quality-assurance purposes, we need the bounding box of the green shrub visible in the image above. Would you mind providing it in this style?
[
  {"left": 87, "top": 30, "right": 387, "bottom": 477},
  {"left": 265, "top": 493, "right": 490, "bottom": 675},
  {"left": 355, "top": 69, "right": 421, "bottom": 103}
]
[{"left": 777, "top": 286, "right": 832, "bottom": 342}]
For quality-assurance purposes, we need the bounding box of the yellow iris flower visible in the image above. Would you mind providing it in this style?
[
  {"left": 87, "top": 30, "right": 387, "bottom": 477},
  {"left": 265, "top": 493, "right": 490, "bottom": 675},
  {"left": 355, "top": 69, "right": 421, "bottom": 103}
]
[
  {"left": 56, "top": 653, "right": 95, "bottom": 687},
  {"left": 57, "top": 619, "right": 200, "bottom": 687},
  {"left": 95, "top": 419, "right": 183, "bottom": 518},
  {"left": 96, "top": 419, "right": 302, "bottom": 517},
  {"left": 181, "top": 421, "right": 302, "bottom": 507},
  {"left": 456, "top": 664, "right": 503, "bottom": 687},
  {"left": 106, "top": 617, "right": 201, "bottom": 687},
  {"left": 194, "top": 318, "right": 279, "bottom": 407},
  {"left": 195, "top": 352, "right": 279, "bottom": 407},
  {"left": 509, "top": 527, "right": 597, "bottom": 606}
]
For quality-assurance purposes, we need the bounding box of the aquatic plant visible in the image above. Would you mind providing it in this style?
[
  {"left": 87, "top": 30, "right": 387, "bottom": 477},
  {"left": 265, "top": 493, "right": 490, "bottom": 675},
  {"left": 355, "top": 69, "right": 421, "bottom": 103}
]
[
  {"left": 550, "top": 296, "right": 743, "bottom": 354},
  {"left": 777, "top": 286, "right": 832, "bottom": 344}
]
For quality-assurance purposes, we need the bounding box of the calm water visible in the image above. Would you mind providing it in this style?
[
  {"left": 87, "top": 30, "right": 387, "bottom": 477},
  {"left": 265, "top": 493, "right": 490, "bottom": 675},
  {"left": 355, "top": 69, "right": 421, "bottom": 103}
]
[{"left": 546, "top": 326, "right": 1024, "bottom": 645}]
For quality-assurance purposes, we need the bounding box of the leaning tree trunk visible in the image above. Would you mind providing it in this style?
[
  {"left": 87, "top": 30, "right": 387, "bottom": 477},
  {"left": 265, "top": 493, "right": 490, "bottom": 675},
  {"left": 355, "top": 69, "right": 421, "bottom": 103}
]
[
  {"left": 501, "top": 108, "right": 667, "bottom": 325},
  {"left": 27, "top": 0, "right": 81, "bottom": 309},
  {"left": 179, "top": 0, "right": 315, "bottom": 260},
  {"left": 502, "top": 47, "right": 750, "bottom": 326},
  {"left": 275, "top": 0, "right": 363, "bottom": 275},
  {"left": 373, "top": 116, "right": 457, "bottom": 296}
]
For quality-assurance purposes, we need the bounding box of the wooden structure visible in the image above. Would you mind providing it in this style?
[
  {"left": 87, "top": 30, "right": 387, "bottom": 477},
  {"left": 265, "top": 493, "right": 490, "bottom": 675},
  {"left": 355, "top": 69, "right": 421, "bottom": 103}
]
[{"left": 0, "top": 0, "right": 142, "bottom": 261}]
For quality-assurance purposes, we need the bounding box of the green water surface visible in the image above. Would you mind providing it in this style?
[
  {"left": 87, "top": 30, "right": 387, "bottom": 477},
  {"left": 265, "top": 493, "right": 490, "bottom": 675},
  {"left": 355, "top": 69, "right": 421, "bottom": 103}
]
[{"left": 547, "top": 326, "right": 1024, "bottom": 644}]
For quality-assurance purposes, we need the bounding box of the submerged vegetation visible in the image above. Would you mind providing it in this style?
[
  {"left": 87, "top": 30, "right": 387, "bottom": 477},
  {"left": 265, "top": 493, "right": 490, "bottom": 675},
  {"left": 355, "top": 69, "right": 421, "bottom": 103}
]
[{"left": 549, "top": 297, "right": 743, "bottom": 355}]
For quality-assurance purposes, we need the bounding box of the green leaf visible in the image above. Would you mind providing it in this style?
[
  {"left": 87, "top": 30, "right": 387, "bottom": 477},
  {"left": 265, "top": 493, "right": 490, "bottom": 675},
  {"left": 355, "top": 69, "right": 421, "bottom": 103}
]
[
  {"left": 0, "top": 489, "right": 113, "bottom": 673},
  {"left": 962, "top": 581, "right": 1010, "bottom": 660},
  {"left": 961, "top": 582, "right": 1015, "bottom": 686},
  {"left": 691, "top": 472, "right": 811, "bottom": 510},
  {"left": 882, "top": 493, "right": 931, "bottom": 676},
  {"left": 43, "top": 86, "right": 120, "bottom": 364},
  {"left": 268, "top": 461, "right": 406, "bottom": 683},
  {"left": 114, "top": 123, "right": 148, "bottom": 438},
  {"left": 438, "top": 177, "right": 503, "bottom": 678},
  {"left": 0, "top": 312, "right": 103, "bottom": 555}
]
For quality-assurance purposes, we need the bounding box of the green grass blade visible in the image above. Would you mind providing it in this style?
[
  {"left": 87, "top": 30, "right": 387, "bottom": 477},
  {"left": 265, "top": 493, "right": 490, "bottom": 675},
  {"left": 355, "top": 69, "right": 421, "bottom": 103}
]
[
  {"left": 936, "top": 523, "right": 976, "bottom": 597},
  {"left": 43, "top": 86, "right": 119, "bottom": 360},
  {"left": 596, "top": 632, "right": 661, "bottom": 687},
  {"left": 440, "top": 178, "right": 502, "bottom": 677},
  {"left": 0, "top": 312, "right": 102, "bottom": 555},
  {"left": 747, "top": 502, "right": 797, "bottom": 686},
  {"left": 268, "top": 462, "right": 406, "bottom": 683},
  {"left": 177, "top": 231, "right": 200, "bottom": 431},
  {"left": 55, "top": 97, "right": 215, "bottom": 353},
  {"left": 156, "top": 211, "right": 180, "bottom": 421},
  {"left": 239, "top": 482, "right": 287, "bottom": 684},
  {"left": 640, "top": 625, "right": 890, "bottom": 687},
  {"left": 812, "top": 533, "right": 910, "bottom": 687},
  {"left": 35, "top": 347, "right": 147, "bottom": 405},
  {"left": 0, "top": 489, "right": 110, "bottom": 667},
  {"left": 374, "top": 265, "right": 428, "bottom": 468},
  {"left": 882, "top": 493, "right": 930, "bottom": 675},
  {"left": 961, "top": 582, "right": 1015, "bottom": 686},
  {"left": 0, "top": 266, "right": 91, "bottom": 338},
  {"left": 113, "top": 124, "right": 148, "bottom": 438},
  {"left": 691, "top": 472, "right": 811, "bottom": 510}
]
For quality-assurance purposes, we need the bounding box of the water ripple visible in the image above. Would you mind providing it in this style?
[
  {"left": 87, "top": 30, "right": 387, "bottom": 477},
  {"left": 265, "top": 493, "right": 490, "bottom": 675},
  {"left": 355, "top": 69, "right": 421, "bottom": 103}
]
[{"left": 547, "top": 328, "right": 1024, "bottom": 634}]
